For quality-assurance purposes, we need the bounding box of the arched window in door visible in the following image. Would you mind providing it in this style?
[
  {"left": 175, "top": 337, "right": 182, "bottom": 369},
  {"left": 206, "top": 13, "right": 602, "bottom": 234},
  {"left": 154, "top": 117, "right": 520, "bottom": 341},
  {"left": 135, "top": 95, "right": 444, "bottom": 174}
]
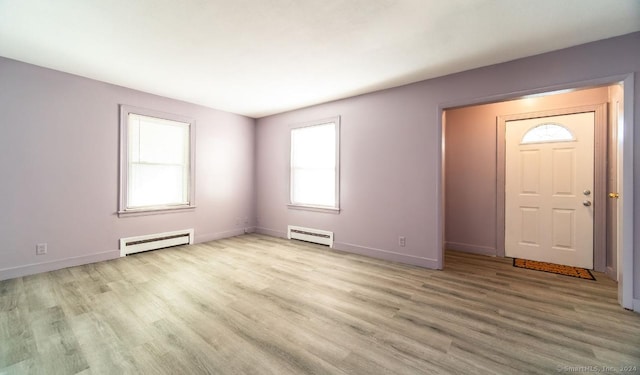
[{"left": 521, "top": 123, "right": 575, "bottom": 144}]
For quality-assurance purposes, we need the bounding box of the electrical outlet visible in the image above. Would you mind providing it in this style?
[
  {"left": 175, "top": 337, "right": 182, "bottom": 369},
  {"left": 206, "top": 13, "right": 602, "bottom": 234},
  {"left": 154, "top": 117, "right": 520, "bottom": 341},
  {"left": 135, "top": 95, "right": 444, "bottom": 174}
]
[
  {"left": 36, "top": 243, "right": 48, "bottom": 255},
  {"left": 399, "top": 236, "right": 406, "bottom": 247}
]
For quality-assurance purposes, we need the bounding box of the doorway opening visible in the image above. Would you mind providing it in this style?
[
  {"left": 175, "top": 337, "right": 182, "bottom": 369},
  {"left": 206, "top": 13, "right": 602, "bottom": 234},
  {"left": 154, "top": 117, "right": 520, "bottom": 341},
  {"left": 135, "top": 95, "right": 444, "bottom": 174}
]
[{"left": 440, "top": 80, "right": 632, "bottom": 308}]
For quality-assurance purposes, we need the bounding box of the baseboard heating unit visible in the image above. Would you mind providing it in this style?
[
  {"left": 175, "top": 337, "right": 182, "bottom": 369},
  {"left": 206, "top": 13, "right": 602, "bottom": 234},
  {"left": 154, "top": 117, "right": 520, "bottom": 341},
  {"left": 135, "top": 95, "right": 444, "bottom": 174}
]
[
  {"left": 287, "top": 225, "right": 333, "bottom": 248},
  {"left": 120, "top": 228, "right": 194, "bottom": 256}
]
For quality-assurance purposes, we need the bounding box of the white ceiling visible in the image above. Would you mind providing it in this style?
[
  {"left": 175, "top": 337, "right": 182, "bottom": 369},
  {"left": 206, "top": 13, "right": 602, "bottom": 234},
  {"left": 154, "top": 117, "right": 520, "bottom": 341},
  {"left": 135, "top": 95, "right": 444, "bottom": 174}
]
[{"left": 1, "top": 1, "right": 639, "bottom": 118}]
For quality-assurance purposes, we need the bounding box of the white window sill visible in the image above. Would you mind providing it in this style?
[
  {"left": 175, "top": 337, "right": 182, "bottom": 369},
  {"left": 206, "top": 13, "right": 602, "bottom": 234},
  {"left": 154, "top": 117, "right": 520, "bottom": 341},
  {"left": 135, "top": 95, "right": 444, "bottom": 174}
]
[
  {"left": 118, "top": 205, "right": 196, "bottom": 218},
  {"left": 287, "top": 204, "right": 340, "bottom": 214}
]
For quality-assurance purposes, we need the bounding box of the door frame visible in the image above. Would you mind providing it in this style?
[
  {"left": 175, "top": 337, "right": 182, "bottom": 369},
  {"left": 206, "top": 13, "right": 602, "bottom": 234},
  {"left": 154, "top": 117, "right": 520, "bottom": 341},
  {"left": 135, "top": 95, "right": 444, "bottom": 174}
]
[
  {"left": 497, "top": 104, "right": 607, "bottom": 271},
  {"left": 437, "top": 73, "right": 635, "bottom": 311}
]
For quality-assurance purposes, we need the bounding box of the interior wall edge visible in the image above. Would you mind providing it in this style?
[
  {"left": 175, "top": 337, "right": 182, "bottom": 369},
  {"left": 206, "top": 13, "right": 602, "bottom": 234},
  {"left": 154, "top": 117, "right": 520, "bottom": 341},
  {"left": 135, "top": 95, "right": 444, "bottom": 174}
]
[{"left": 439, "top": 79, "right": 627, "bottom": 116}]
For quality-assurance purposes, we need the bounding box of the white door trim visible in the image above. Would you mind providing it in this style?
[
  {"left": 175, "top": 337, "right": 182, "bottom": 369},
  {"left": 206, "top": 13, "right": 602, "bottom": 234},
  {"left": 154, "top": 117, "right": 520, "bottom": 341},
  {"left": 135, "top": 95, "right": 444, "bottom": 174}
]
[{"left": 619, "top": 75, "right": 634, "bottom": 310}]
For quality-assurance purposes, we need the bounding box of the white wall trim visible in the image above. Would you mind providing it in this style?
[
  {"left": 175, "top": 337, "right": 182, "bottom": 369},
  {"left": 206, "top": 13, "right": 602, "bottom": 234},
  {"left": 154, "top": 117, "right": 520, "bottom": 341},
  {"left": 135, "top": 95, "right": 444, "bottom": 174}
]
[
  {"left": 0, "top": 250, "right": 120, "bottom": 281},
  {"left": 333, "top": 241, "right": 439, "bottom": 268},
  {"left": 255, "top": 228, "right": 439, "bottom": 268},
  {"left": 445, "top": 241, "right": 497, "bottom": 257},
  {"left": 255, "top": 227, "right": 287, "bottom": 238},
  {"left": 0, "top": 227, "right": 257, "bottom": 281},
  {"left": 195, "top": 228, "right": 248, "bottom": 243},
  {"left": 619, "top": 73, "right": 635, "bottom": 310}
]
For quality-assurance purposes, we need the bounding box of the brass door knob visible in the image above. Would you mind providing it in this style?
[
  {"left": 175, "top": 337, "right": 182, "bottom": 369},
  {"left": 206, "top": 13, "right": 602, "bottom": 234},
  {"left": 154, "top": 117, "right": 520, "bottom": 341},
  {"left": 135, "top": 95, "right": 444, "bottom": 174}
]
[{"left": 609, "top": 192, "right": 620, "bottom": 199}]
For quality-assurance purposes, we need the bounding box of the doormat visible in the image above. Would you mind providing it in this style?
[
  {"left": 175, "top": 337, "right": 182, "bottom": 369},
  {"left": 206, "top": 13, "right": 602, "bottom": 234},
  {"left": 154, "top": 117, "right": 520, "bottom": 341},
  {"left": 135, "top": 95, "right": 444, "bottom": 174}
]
[{"left": 513, "top": 258, "right": 595, "bottom": 280}]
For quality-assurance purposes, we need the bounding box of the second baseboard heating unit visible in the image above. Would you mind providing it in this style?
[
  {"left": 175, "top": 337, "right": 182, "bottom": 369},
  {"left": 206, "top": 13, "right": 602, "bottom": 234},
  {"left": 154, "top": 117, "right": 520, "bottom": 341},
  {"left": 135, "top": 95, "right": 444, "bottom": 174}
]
[
  {"left": 120, "top": 228, "right": 194, "bottom": 256},
  {"left": 287, "top": 225, "right": 334, "bottom": 248}
]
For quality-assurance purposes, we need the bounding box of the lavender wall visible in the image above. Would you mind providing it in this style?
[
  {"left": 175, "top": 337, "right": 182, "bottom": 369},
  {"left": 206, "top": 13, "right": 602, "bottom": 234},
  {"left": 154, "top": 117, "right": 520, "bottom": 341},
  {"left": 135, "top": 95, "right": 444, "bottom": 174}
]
[
  {"left": 256, "top": 85, "right": 438, "bottom": 267},
  {"left": 0, "top": 57, "right": 256, "bottom": 280},
  {"left": 445, "top": 86, "right": 610, "bottom": 257},
  {"left": 255, "top": 32, "right": 640, "bottom": 300}
]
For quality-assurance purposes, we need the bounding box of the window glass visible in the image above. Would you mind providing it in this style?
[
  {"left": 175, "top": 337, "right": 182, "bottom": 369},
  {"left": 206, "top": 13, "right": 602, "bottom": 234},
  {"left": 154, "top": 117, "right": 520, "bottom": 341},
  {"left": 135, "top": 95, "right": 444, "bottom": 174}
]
[
  {"left": 290, "top": 119, "right": 339, "bottom": 210},
  {"left": 521, "top": 123, "right": 574, "bottom": 144},
  {"left": 119, "top": 106, "right": 195, "bottom": 215}
]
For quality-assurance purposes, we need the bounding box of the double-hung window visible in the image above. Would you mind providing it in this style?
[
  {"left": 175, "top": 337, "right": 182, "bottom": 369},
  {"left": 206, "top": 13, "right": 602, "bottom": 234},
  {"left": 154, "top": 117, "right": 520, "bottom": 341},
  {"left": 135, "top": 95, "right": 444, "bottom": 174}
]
[
  {"left": 119, "top": 105, "right": 195, "bottom": 216},
  {"left": 289, "top": 117, "right": 340, "bottom": 211}
]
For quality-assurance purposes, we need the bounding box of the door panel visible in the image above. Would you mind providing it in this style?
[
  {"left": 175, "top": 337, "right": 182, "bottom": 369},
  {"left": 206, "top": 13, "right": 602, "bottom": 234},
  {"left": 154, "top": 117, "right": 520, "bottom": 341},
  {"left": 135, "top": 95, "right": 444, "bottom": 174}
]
[
  {"left": 505, "top": 112, "right": 594, "bottom": 268},
  {"left": 552, "top": 148, "right": 575, "bottom": 194},
  {"left": 520, "top": 208, "right": 540, "bottom": 245},
  {"left": 552, "top": 209, "right": 574, "bottom": 248},
  {"left": 520, "top": 150, "right": 540, "bottom": 193}
]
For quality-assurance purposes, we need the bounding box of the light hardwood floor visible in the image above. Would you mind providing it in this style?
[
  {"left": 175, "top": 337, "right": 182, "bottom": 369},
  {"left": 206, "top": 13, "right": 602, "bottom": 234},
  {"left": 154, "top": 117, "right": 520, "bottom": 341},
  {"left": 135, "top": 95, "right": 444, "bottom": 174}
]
[{"left": 1, "top": 234, "right": 639, "bottom": 374}]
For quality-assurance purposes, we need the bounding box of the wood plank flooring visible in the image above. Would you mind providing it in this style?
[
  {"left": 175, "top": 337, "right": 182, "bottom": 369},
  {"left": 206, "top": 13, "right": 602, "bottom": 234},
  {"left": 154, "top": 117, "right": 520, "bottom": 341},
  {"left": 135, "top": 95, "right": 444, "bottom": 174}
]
[{"left": 1, "top": 233, "right": 639, "bottom": 374}]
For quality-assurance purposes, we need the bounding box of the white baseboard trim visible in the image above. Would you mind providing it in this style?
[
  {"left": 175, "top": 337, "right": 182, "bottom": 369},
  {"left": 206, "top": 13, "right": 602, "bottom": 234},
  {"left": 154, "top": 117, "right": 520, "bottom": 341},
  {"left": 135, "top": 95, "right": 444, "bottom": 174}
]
[
  {"left": 255, "top": 227, "right": 287, "bottom": 239},
  {"left": 254, "top": 228, "right": 438, "bottom": 269},
  {"left": 632, "top": 298, "right": 640, "bottom": 313},
  {"left": 0, "top": 227, "right": 260, "bottom": 281},
  {"left": 445, "top": 241, "right": 496, "bottom": 257},
  {"left": 604, "top": 266, "right": 617, "bottom": 281},
  {"left": 333, "top": 241, "right": 439, "bottom": 269},
  {"left": 195, "top": 228, "right": 248, "bottom": 243},
  {"left": 0, "top": 250, "right": 120, "bottom": 281}
]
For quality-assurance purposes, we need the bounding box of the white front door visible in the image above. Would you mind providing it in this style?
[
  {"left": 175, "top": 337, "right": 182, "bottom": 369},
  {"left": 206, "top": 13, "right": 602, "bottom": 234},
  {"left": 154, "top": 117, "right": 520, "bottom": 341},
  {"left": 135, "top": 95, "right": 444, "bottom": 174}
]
[{"left": 505, "top": 112, "right": 594, "bottom": 269}]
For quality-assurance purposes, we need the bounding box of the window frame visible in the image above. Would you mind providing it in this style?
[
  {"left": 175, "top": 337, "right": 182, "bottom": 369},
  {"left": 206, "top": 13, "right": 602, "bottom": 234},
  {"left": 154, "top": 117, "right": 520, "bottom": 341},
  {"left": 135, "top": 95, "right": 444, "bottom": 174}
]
[
  {"left": 118, "top": 105, "right": 196, "bottom": 217},
  {"left": 288, "top": 116, "right": 341, "bottom": 213}
]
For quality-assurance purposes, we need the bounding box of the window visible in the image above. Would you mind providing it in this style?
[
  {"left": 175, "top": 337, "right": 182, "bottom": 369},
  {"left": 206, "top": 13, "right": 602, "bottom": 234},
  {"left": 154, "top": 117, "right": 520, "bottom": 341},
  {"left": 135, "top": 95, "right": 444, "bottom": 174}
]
[
  {"left": 119, "top": 105, "right": 195, "bottom": 216},
  {"left": 289, "top": 117, "right": 340, "bottom": 211},
  {"left": 521, "top": 123, "right": 574, "bottom": 144}
]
